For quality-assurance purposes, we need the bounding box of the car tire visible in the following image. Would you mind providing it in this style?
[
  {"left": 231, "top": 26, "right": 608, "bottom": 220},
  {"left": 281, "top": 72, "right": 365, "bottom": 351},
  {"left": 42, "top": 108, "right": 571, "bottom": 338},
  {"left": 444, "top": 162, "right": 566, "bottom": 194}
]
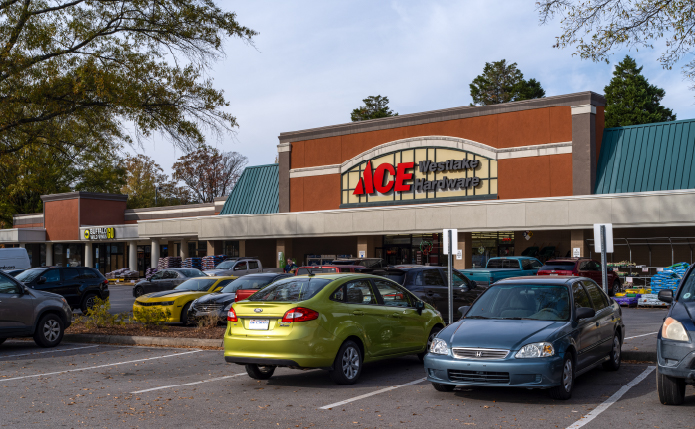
[
  {"left": 431, "top": 382, "right": 455, "bottom": 392},
  {"left": 180, "top": 302, "right": 191, "bottom": 325},
  {"left": 329, "top": 340, "right": 363, "bottom": 385},
  {"left": 245, "top": 364, "right": 276, "bottom": 380},
  {"left": 602, "top": 333, "right": 621, "bottom": 371},
  {"left": 657, "top": 367, "right": 686, "bottom": 405},
  {"left": 548, "top": 353, "right": 574, "bottom": 400},
  {"left": 610, "top": 281, "right": 621, "bottom": 297},
  {"left": 134, "top": 287, "right": 144, "bottom": 297},
  {"left": 33, "top": 313, "right": 64, "bottom": 348},
  {"left": 419, "top": 326, "right": 442, "bottom": 362},
  {"left": 80, "top": 293, "right": 98, "bottom": 314}
]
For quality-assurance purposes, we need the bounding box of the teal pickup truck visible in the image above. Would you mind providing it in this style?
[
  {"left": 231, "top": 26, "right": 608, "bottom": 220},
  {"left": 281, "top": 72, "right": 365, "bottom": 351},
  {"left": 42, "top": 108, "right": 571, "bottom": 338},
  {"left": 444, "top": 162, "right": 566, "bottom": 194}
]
[{"left": 459, "top": 256, "right": 543, "bottom": 287}]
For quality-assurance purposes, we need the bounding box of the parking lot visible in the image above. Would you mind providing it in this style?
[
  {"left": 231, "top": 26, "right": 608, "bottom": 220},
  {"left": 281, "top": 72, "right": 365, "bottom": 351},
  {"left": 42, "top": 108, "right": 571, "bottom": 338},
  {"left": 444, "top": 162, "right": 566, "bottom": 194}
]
[{"left": 2, "top": 337, "right": 694, "bottom": 428}]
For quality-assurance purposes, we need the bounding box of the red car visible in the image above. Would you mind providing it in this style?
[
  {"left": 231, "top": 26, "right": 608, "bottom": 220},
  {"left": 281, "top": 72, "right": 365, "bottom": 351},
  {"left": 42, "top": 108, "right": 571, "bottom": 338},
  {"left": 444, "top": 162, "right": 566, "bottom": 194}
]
[
  {"left": 537, "top": 258, "right": 622, "bottom": 296},
  {"left": 294, "top": 265, "right": 366, "bottom": 275}
]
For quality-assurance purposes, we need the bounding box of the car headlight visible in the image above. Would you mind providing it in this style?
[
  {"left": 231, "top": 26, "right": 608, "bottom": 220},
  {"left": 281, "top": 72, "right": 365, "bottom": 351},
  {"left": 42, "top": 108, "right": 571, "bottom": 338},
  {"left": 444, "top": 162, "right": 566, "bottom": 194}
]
[
  {"left": 515, "top": 342, "right": 555, "bottom": 358},
  {"left": 430, "top": 338, "right": 450, "bottom": 355},
  {"left": 662, "top": 317, "right": 690, "bottom": 342}
]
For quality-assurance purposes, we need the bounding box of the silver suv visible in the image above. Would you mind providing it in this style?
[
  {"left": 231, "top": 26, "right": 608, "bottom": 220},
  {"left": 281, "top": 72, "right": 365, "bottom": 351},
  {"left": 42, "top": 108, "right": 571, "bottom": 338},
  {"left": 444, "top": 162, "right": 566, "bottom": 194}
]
[
  {"left": 203, "top": 257, "right": 263, "bottom": 277},
  {"left": 0, "top": 271, "right": 72, "bottom": 348}
]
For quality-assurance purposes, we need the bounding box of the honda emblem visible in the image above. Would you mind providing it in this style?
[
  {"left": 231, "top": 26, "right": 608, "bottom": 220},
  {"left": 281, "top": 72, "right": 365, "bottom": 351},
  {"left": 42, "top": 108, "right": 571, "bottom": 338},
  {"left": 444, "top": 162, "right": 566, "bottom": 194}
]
[{"left": 475, "top": 351, "right": 483, "bottom": 358}]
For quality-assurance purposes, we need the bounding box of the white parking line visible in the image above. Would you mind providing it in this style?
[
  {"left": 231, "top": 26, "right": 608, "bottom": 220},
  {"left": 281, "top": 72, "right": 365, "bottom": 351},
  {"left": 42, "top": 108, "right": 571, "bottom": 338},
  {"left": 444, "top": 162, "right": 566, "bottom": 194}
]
[
  {"left": 130, "top": 373, "right": 247, "bottom": 393},
  {"left": 565, "top": 366, "right": 655, "bottom": 429},
  {"left": 0, "top": 345, "right": 99, "bottom": 359},
  {"left": 624, "top": 332, "right": 658, "bottom": 340},
  {"left": 0, "top": 350, "right": 202, "bottom": 382},
  {"left": 319, "top": 377, "right": 427, "bottom": 410}
]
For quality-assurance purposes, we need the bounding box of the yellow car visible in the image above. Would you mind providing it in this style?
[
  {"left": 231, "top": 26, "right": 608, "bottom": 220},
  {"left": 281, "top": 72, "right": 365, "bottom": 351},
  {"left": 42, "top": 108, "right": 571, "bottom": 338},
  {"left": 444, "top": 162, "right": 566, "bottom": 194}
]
[{"left": 133, "top": 276, "right": 236, "bottom": 324}]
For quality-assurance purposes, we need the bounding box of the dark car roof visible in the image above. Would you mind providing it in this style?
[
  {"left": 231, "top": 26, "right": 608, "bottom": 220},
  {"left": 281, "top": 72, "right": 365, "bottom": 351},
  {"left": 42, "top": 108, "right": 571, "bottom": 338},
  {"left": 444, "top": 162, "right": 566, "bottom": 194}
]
[
  {"left": 493, "top": 275, "right": 585, "bottom": 286},
  {"left": 544, "top": 258, "right": 590, "bottom": 262},
  {"left": 300, "top": 265, "right": 364, "bottom": 269}
]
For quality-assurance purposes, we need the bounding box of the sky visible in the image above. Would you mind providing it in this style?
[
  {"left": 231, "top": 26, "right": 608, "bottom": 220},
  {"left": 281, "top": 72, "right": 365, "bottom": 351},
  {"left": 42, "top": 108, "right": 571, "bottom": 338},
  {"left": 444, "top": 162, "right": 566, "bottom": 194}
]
[{"left": 129, "top": 0, "right": 695, "bottom": 176}]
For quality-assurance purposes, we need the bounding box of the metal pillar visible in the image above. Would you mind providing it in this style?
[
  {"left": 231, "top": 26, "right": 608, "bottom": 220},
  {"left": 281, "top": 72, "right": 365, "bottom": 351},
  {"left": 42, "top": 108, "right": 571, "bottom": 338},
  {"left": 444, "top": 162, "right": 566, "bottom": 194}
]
[
  {"left": 600, "top": 226, "right": 608, "bottom": 295},
  {"left": 151, "top": 239, "right": 160, "bottom": 268},
  {"left": 46, "top": 243, "right": 53, "bottom": 266},
  {"left": 447, "top": 229, "right": 453, "bottom": 324},
  {"left": 128, "top": 240, "right": 138, "bottom": 271},
  {"left": 84, "top": 242, "right": 93, "bottom": 268}
]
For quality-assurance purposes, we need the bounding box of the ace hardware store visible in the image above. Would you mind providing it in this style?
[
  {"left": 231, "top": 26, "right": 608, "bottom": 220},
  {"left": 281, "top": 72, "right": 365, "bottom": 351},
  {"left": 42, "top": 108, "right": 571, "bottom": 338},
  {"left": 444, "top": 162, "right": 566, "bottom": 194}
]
[{"left": 3, "top": 91, "right": 695, "bottom": 295}]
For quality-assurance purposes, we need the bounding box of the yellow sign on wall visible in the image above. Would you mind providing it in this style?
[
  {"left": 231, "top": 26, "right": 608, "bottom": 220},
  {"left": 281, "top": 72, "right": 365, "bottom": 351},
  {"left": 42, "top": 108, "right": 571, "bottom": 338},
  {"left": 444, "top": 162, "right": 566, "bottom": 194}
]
[{"left": 84, "top": 227, "right": 115, "bottom": 240}]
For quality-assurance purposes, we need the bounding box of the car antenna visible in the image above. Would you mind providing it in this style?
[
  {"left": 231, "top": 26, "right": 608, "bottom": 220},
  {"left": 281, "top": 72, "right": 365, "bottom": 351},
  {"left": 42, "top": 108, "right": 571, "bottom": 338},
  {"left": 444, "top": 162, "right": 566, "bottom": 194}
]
[{"left": 307, "top": 268, "right": 315, "bottom": 277}]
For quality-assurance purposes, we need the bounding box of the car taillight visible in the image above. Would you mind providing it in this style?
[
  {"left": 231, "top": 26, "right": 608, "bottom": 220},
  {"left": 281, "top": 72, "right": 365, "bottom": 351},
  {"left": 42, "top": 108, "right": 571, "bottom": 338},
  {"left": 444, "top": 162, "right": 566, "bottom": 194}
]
[
  {"left": 227, "top": 308, "right": 238, "bottom": 322},
  {"left": 281, "top": 307, "right": 319, "bottom": 323},
  {"left": 102, "top": 279, "right": 108, "bottom": 286}
]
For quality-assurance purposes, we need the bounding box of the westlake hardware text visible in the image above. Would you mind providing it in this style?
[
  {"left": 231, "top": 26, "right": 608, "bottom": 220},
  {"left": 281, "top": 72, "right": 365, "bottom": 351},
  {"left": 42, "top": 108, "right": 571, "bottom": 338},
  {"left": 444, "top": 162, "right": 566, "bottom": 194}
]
[{"left": 414, "top": 176, "right": 481, "bottom": 192}]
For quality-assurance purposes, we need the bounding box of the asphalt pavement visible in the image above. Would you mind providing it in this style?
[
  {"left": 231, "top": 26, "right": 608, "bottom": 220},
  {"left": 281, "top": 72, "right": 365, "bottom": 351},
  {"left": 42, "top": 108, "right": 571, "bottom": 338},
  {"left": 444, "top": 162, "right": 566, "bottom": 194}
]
[{"left": 1, "top": 339, "right": 693, "bottom": 428}]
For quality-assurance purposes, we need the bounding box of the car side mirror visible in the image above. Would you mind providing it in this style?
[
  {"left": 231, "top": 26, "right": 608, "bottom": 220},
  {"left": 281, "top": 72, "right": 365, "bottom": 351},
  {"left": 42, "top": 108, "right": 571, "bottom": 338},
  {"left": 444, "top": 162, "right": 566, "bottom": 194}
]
[
  {"left": 458, "top": 306, "right": 470, "bottom": 319},
  {"left": 23, "top": 286, "right": 30, "bottom": 294},
  {"left": 469, "top": 280, "right": 477, "bottom": 289},
  {"left": 658, "top": 289, "right": 673, "bottom": 303},
  {"left": 575, "top": 307, "right": 595, "bottom": 320},
  {"left": 415, "top": 300, "right": 425, "bottom": 315},
  {"left": 37, "top": 276, "right": 46, "bottom": 285}
]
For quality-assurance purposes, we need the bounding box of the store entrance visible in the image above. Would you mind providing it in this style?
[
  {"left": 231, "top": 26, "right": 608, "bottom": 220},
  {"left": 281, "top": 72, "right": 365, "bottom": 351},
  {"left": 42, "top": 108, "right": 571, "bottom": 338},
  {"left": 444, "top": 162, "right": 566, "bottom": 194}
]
[
  {"left": 382, "top": 245, "right": 411, "bottom": 266},
  {"left": 378, "top": 234, "right": 443, "bottom": 266}
]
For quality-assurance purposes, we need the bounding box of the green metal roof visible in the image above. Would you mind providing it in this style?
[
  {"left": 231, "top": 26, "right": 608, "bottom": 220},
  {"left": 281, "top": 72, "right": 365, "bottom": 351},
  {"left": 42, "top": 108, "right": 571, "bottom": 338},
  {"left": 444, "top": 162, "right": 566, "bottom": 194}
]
[
  {"left": 595, "top": 119, "right": 695, "bottom": 194},
  {"left": 220, "top": 163, "right": 278, "bottom": 215}
]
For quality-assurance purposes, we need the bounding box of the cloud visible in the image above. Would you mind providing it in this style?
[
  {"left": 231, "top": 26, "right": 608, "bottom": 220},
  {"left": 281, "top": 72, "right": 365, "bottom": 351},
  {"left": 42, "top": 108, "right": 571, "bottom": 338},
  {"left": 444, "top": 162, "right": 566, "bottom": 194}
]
[{"left": 129, "top": 0, "right": 695, "bottom": 176}]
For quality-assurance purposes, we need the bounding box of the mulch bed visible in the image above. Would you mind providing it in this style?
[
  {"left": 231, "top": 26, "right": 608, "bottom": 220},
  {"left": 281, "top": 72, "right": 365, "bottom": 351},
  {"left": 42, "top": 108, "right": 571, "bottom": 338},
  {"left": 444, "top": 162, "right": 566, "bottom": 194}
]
[{"left": 66, "top": 323, "right": 226, "bottom": 339}]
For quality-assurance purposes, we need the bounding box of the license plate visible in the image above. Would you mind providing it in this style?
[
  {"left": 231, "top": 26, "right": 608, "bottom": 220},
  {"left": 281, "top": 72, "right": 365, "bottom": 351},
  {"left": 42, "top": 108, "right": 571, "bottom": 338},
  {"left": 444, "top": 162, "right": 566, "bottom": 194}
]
[
  {"left": 248, "top": 319, "right": 269, "bottom": 330},
  {"left": 549, "top": 273, "right": 558, "bottom": 276}
]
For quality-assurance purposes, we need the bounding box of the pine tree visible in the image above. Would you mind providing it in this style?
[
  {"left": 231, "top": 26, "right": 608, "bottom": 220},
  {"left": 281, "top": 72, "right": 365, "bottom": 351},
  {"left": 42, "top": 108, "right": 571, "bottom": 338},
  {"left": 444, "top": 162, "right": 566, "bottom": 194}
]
[
  {"left": 604, "top": 55, "right": 676, "bottom": 128},
  {"left": 469, "top": 60, "right": 545, "bottom": 105},
  {"left": 351, "top": 96, "right": 398, "bottom": 121}
]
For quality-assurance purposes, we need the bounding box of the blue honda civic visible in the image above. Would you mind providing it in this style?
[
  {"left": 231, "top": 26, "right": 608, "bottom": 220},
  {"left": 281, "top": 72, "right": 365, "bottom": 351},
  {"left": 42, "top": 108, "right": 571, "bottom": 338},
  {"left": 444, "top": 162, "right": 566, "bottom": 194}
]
[{"left": 423, "top": 276, "right": 624, "bottom": 399}]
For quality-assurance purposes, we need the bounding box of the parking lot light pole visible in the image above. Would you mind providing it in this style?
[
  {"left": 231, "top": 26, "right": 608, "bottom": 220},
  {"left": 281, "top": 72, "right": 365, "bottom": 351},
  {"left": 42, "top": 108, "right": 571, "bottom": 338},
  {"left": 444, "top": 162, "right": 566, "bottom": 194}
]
[{"left": 447, "top": 229, "right": 453, "bottom": 325}]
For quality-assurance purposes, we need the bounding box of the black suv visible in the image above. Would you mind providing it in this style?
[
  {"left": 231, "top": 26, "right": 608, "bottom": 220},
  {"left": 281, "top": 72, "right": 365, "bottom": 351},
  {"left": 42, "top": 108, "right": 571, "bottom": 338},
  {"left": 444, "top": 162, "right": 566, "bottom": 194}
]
[
  {"left": 371, "top": 266, "right": 486, "bottom": 322},
  {"left": 0, "top": 270, "right": 73, "bottom": 348},
  {"left": 15, "top": 267, "right": 109, "bottom": 313}
]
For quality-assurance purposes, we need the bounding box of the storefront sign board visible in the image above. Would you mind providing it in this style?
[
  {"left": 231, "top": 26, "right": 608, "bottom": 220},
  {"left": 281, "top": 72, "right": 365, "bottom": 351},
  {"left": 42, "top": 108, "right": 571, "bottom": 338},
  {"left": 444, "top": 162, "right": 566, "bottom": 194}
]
[
  {"left": 456, "top": 249, "right": 462, "bottom": 260},
  {"left": 443, "top": 229, "right": 458, "bottom": 255},
  {"left": 572, "top": 247, "right": 581, "bottom": 257},
  {"left": 358, "top": 250, "right": 366, "bottom": 258},
  {"left": 593, "top": 223, "right": 614, "bottom": 253},
  {"left": 83, "top": 227, "right": 116, "bottom": 240}
]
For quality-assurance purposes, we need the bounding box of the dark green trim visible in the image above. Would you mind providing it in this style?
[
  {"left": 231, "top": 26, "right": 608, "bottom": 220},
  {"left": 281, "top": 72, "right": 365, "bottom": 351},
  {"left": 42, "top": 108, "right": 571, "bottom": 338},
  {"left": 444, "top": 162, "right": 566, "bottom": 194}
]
[{"left": 339, "top": 194, "right": 498, "bottom": 209}]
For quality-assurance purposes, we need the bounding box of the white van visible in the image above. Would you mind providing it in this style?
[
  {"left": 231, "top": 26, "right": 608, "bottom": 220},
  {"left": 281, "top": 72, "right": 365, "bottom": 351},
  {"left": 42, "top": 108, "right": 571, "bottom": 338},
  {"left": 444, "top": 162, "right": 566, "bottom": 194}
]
[{"left": 0, "top": 248, "right": 31, "bottom": 271}]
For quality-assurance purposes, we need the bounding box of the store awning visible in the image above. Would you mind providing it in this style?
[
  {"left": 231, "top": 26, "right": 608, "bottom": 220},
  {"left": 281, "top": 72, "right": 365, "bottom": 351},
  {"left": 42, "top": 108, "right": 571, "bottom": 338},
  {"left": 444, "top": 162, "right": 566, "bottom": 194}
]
[
  {"left": 220, "top": 163, "right": 278, "bottom": 215},
  {"left": 0, "top": 228, "right": 46, "bottom": 243},
  {"left": 596, "top": 118, "right": 695, "bottom": 194}
]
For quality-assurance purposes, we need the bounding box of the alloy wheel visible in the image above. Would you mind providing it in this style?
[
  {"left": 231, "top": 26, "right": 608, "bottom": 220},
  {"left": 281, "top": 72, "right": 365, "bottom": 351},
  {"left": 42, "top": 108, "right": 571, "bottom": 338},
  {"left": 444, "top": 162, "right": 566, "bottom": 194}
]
[
  {"left": 85, "top": 296, "right": 96, "bottom": 310},
  {"left": 341, "top": 346, "right": 360, "bottom": 380},
  {"left": 613, "top": 336, "right": 621, "bottom": 365},
  {"left": 43, "top": 320, "right": 60, "bottom": 342},
  {"left": 562, "top": 359, "right": 573, "bottom": 392}
]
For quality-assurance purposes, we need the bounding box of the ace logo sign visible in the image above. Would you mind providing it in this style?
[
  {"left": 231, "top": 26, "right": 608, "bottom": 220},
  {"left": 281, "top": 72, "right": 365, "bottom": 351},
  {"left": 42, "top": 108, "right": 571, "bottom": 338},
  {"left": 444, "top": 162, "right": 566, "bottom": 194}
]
[{"left": 352, "top": 157, "right": 482, "bottom": 195}]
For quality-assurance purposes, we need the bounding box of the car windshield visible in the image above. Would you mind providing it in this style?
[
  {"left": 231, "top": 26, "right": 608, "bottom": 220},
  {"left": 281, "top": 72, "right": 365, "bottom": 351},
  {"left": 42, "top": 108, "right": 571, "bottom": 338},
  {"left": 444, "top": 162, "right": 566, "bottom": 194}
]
[
  {"left": 215, "top": 260, "right": 236, "bottom": 269},
  {"left": 540, "top": 261, "right": 575, "bottom": 271},
  {"left": 220, "top": 276, "right": 274, "bottom": 293},
  {"left": 486, "top": 259, "right": 520, "bottom": 269},
  {"left": 381, "top": 272, "right": 406, "bottom": 285},
  {"left": 247, "top": 277, "right": 332, "bottom": 302},
  {"left": 15, "top": 268, "right": 44, "bottom": 283},
  {"left": 678, "top": 271, "right": 695, "bottom": 302},
  {"left": 179, "top": 269, "right": 205, "bottom": 277},
  {"left": 174, "top": 278, "right": 217, "bottom": 291},
  {"left": 465, "top": 284, "right": 570, "bottom": 321}
]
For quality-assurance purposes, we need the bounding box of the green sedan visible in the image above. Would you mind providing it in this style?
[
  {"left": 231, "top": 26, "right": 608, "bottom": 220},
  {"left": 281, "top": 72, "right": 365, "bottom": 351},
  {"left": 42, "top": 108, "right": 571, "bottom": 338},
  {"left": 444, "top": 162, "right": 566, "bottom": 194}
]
[{"left": 224, "top": 273, "right": 445, "bottom": 384}]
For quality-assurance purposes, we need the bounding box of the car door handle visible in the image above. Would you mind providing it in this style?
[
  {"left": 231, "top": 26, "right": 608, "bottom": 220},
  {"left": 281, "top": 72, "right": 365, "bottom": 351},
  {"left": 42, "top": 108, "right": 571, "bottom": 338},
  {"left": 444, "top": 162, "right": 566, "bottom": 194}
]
[
  {"left": 352, "top": 310, "right": 364, "bottom": 316},
  {"left": 391, "top": 313, "right": 402, "bottom": 319},
  {"left": 426, "top": 292, "right": 434, "bottom": 296}
]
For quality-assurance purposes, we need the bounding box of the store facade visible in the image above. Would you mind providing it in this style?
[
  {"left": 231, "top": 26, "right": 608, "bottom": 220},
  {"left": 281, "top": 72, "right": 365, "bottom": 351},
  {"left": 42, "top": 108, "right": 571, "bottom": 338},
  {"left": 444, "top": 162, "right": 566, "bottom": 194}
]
[{"left": 3, "top": 91, "right": 695, "bottom": 277}]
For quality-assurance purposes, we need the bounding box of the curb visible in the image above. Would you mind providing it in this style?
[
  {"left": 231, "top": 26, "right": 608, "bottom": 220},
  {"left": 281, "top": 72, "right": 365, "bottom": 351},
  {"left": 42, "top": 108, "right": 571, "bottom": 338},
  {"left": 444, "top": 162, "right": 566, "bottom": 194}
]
[
  {"left": 62, "top": 334, "right": 222, "bottom": 348},
  {"left": 621, "top": 349, "right": 656, "bottom": 362}
]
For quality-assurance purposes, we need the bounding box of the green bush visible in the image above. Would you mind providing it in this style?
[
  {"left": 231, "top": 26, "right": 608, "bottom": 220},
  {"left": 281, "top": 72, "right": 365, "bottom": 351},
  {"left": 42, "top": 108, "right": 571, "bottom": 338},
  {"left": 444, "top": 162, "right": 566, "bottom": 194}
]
[
  {"left": 132, "top": 305, "right": 172, "bottom": 327},
  {"left": 84, "top": 297, "right": 128, "bottom": 328}
]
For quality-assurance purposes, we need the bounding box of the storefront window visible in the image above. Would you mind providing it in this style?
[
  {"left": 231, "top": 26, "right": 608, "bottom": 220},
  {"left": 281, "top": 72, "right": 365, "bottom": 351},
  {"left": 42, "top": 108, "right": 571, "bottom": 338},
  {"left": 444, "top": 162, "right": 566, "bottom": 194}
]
[
  {"left": 224, "top": 241, "right": 240, "bottom": 258},
  {"left": 52, "top": 243, "right": 84, "bottom": 267},
  {"left": 471, "top": 232, "right": 514, "bottom": 268},
  {"left": 93, "top": 243, "right": 125, "bottom": 275},
  {"left": 381, "top": 234, "right": 443, "bottom": 266}
]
